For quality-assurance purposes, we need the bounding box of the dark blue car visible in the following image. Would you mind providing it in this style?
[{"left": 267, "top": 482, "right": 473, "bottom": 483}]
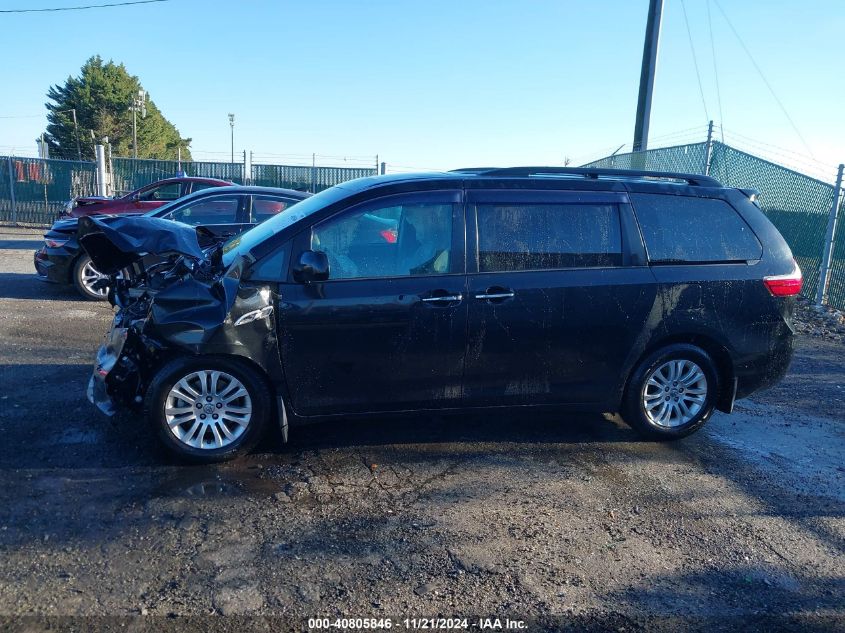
[{"left": 34, "top": 186, "right": 309, "bottom": 299}]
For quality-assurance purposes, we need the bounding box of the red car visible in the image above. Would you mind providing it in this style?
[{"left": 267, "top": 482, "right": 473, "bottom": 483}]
[{"left": 63, "top": 177, "right": 233, "bottom": 218}]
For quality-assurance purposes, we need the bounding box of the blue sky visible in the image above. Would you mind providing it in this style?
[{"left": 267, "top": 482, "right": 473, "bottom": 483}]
[{"left": 0, "top": 0, "right": 842, "bottom": 180}]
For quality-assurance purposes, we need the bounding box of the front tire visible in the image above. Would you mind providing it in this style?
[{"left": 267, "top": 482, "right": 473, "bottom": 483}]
[
  {"left": 144, "top": 356, "right": 272, "bottom": 463},
  {"left": 622, "top": 344, "right": 720, "bottom": 440},
  {"left": 72, "top": 254, "right": 109, "bottom": 301}
]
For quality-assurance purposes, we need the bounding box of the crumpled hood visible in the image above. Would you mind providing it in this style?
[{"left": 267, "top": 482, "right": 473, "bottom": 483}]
[
  {"left": 77, "top": 215, "right": 214, "bottom": 274},
  {"left": 46, "top": 217, "right": 80, "bottom": 237}
]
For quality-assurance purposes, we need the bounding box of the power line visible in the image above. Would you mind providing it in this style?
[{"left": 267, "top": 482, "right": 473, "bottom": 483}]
[
  {"left": 706, "top": 0, "right": 725, "bottom": 144},
  {"left": 679, "top": 0, "right": 709, "bottom": 123},
  {"left": 712, "top": 0, "right": 816, "bottom": 160},
  {"left": 0, "top": 0, "right": 168, "bottom": 13}
]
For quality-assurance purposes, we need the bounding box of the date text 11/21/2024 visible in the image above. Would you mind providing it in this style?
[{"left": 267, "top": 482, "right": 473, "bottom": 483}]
[{"left": 307, "top": 617, "right": 528, "bottom": 630}]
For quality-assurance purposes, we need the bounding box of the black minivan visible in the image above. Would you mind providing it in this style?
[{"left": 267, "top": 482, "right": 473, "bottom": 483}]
[{"left": 80, "top": 167, "right": 801, "bottom": 462}]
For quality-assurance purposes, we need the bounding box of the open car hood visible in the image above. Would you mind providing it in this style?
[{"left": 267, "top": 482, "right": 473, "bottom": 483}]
[{"left": 77, "top": 215, "right": 215, "bottom": 275}]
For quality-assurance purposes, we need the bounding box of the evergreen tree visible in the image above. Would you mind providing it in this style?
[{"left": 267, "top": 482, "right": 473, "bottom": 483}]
[{"left": 44, "top": 55, "right": 191, "bottom": 161}]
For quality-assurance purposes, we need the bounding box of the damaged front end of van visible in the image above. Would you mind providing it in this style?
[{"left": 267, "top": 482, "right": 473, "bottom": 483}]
[{"left": 78, "top": 215, "right": 282, "bottom": 420}]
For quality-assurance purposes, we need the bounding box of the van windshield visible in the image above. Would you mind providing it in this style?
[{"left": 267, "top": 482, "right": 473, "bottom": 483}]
[{"left": 221, "top": 184, "right": 353, "bottom": 265}]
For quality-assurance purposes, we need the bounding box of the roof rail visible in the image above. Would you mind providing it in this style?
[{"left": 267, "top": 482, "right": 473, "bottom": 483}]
[{"left": 450, "top": 166, "right": 722, "bottom": 187}]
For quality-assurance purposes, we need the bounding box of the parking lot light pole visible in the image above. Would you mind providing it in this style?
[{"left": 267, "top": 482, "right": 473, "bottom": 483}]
[
  {"left": 129, "top": 89, "right": 147, "bottom": 159},
  {"left": 71, "top": 109, "right": 82, "bottom": 162},
  {"left": 228, "top": 114, "right": 235, "bottom": 165}
]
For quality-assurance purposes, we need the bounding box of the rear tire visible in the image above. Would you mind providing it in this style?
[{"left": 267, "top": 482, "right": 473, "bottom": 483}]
[
  {"left": 621, "top": 344, "right": 720, "bottom": 440},
  {"left": 72, "top": 254, "right": 109, "bottom": 301},
  {"left": 144, "top": 355, "right": 272, "bottom": 463}
]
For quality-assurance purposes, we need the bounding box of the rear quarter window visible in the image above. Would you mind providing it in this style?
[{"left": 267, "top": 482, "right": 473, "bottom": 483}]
[{"left": 630, "top": 193, "right": 762, "bottom": 263}]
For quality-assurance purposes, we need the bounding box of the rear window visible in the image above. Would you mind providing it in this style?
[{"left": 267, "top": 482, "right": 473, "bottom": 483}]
[
  {"left": 477, "top": 203, "right": 622, "bottom": 271},
  {"left": 630, "top": 194, "right": 762, "bottom": 263}
]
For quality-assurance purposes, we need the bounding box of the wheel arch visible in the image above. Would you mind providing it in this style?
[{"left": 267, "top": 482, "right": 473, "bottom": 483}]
[
  {"left": 143, "top": 351, "right": 277, "bottom": 461},
  {"left": 160, "top": 350, "right": 286, "bottom": 434},
  {"left": 69, "top": 251, "right": 86, "bottom": 283},
  {"left": 174, "top": 351, "right": 276, "bottom": 394},
  {"left": 620, "top": 332, "right": 736, "bottom": 413}
]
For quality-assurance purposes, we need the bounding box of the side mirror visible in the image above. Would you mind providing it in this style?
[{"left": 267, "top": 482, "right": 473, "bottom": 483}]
[
  {"left": 132, "top": 193, "right": 141, "bottom": 202},
  {"left": 292, "top": 250, "right": 329, "bottom": 283}
]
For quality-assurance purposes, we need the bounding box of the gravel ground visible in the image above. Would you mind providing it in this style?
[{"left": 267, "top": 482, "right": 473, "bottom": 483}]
[{"left": 0, "top": 227, "right": 843, "bottom": 632}]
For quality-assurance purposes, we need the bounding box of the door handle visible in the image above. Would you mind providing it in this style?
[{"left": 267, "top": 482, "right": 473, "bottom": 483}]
[
  {"left": 421, "top": 293, "right": 463, "bottom": 305},
  {"left": 474, "top": 288, "right": 515, "bottom": 301}
]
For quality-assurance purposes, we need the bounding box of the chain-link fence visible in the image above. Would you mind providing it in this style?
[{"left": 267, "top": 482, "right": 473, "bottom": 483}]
[
  {"left": 825, "top": 195, "right": 845, "bottom": 310},
  {"left": 588, "top": 141, "right": 709, "bottom": 174},
  {"left": 584, "top": 141, "right": 844, "bottom": 309}
]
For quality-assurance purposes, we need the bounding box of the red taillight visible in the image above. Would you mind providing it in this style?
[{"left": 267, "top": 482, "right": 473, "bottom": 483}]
[{"left": 763, "top": 261, "right": 802, "bottom": 297}]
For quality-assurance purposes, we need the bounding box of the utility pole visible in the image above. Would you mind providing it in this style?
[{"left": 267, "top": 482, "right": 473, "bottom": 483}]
[
  {"left": 71, "top": 108, "right": 82, "bottom": 161},
  {"left": 129, "top": 89, "right": 147, "bottom": 159},
  {"left": 633, "top": 0, "right": 664, "bottom": 153},
  {"left": 228, "top": 113, "right": 235, "bottom": 164}
]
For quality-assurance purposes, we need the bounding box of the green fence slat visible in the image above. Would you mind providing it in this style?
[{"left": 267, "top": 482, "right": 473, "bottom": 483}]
[
  {"left": 0, "top": 156, "right": 97, "bottom": 224},
  {"left": 0, "top": 155, "right": 375, "bottom": 225},
  {"left": 250, "top": 164, "right": 374, "bottom": 192},
  {"left": 111, "top": 157, "right": 246, "bottom": 194}
]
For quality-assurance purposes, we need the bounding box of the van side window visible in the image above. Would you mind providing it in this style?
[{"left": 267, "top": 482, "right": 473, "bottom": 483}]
[
  {"left": 630, "top": 194, "right": 762, "bottom": 263},
  {"left": 312, "top": 201, "right": 454, "bottom": 280},
  {"left": 477, "top": 204, "right": 622, "bottom": 272}
]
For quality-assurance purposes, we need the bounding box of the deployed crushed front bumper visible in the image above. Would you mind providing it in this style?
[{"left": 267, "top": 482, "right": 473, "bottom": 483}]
[
  {"left": 87, "top": 324, "right": 133, "bottom": 416},
  {"left": 87, "top": 373, "right": 116, "bottom": 416}
]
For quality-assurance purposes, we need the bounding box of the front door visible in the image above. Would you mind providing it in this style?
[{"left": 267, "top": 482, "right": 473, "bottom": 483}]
[
  {"left": 462, "top": 189, "right": 656, "bottom": 407},
  {"left": 277, "top": 190, "right": 467, "bottom": 416}
]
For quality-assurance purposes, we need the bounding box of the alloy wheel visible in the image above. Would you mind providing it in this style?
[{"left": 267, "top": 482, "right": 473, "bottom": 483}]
[
  {"left": 80, "top": 259, "right": 109, "bottom": 297},
  {"left": 641, "top": 359, "right": 708, "bottom": 428},
  {"left": 165, "top": 370, "right": 252, "bottom": 450}
]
